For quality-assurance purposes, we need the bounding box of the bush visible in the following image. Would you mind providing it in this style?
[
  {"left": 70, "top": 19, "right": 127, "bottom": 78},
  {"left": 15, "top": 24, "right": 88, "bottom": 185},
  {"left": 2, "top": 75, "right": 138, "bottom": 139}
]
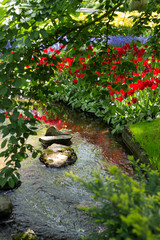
[{"left": 67, "top": 163, "right": 160, "bottom": 240}]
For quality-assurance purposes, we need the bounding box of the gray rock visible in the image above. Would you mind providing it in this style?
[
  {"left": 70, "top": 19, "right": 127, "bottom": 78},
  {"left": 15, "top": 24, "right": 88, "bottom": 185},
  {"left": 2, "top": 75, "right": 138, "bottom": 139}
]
[
  {"left": 45, "top": 126, "right": 71, "bottom": 137},
  {"left": 39, "top": 135, "right": 72, "bottom": 146},
  {"left": 39, "top": 126, "right": 72, "bottom": 147},
  {"left": 40, "top": 144, "right": 77, "bottom": 168},
  {"left": 0, "top": 194, "right": 12, "bottom": 219}
]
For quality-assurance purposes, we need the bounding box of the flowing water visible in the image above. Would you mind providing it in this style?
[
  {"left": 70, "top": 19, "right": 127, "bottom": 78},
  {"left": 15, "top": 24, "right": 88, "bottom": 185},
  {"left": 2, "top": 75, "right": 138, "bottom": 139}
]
[{"left": 0, "top": 103, "right": 133, "bottom": 240}]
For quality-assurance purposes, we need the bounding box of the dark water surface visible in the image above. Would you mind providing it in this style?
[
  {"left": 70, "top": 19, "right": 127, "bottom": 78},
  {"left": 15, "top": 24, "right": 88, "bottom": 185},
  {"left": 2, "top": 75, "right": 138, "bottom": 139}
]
[{"left": 0, "top": 103, "right": 133, "bottom": 240}]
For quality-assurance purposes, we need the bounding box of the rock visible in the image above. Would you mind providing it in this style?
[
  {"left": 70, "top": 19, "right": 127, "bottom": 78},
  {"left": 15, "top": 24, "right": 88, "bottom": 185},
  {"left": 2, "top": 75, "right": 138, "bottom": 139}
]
[
  {"left": 45, "top": 126, "right": 71, "bottom": 137},
  {"left": 0, "top": 194, "right": 12, "bottom": 219},
  {"left": 39, "top": 135, "right": 72, "bottom": 146},
  {"left": 39, "top": 126, "right": 72, "bottom": 147},
  {"left": 12, "top": 229, "right": 38, "bottom": 240},
  {"left": 40, "top": 144, "right": 77, "bottom": 168}
]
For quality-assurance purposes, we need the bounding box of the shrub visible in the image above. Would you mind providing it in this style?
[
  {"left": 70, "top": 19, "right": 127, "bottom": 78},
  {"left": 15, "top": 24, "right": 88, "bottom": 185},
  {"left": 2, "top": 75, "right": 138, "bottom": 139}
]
[{"left": 67, "top": 163, "right": 160, "bottom": 240}]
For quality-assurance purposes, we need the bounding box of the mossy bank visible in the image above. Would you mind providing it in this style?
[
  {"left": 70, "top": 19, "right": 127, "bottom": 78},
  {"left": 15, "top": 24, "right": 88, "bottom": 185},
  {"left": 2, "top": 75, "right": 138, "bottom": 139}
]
[{"left": 122, "top": 118, "right": 160, "bottom": 170}]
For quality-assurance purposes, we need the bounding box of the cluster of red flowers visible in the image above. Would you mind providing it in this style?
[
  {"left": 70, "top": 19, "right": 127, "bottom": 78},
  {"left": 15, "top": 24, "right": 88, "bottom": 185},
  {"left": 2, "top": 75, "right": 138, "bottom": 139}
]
[
  {"left": 1, "top": 43, "right": 159, "bottom": 106},
  {"left": 25, "top": 43, "right": 160, "bottom": 104},
  {"left": 32, "top": 109, "right": 64, "bottom": 129},
  {"left": 25, "top": 45, "right": 93, "bottom": 84},
  {"left": 95, "top": 43, "right": 160, "bottom": 104},
  {"left": 3, "top": 109, "right": 65, "bottom": 129}
]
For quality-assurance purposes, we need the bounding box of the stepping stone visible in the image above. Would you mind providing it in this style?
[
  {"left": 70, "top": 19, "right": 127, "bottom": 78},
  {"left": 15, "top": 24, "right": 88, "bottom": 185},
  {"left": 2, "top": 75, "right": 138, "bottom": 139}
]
[
  {"left": 39, "top": 135, "right": 72, "bottom": 146},
  {"left": 40, "top": 144, "right": 77, "bottom": 168},
  {"left": 45, "top": 126, "right": 71, "bottom": 137}
]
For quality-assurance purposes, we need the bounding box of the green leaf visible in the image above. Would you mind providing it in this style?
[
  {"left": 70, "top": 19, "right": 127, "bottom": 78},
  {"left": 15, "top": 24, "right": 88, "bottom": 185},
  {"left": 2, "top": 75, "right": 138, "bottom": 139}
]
[
  {"left": 20, "top": 137, "right": 25, "bottom": 145},
  {"left": 0, "top": 150, "right": 5, "bottom": 157},
  {"left": 0, "top": 31, "right": 5, "bottom": 40},
  {"left": 1, "top": 0, "right": 9, "bottom": 5},
  {"left": 13, "top": 52, "right": 20, "bottom": 61},
  {"left": 25, "top": 38, "right": 32, "bottom": 47},
  {"left": 23, "top": 132, "right": 29, "bottom": 138},
  {"left": 34, "top": 30, "right": 39, "bottom": 39},
  {"left": 0, "top": 177, "right": 7, "bottom": 188},
  {"left": 14, "top": 78, "right": 22, "bottom": 88},
  {"left": 23, "top": 22, "right": 30, "bottom": 29},
  {"left": 40, "top": 29, "right": 48, "bottom": 38},
  {"left": 2, "top": 127, "right": 9, "bottom": 137},
  {"left": 0, "top": 113, "right": 5, "bottom": 123},
  {"left": 2, "top": 99, "right": 12, "bottom": 108},
  {"left": 32, "top": 151, "right": 38, "bottom": 158},
  {"left": 0, "top": 86, "right": 8, "bottom": 95},
  {"left": 1, "top": 139, "right": 7, "bottom": 148},
  {"left": 8, "top": 177, "right": 15, "bottom": 188},
  {"left": 17, "top": 63, "right": 24, "bottom": 73},
  {"left": 7, "top": 54, "right": 13, "bottom": 62},
  {"left": 27, "top": 144, "right": 33, "bottom": 151},
  {"left": 12, "top": 40, "right": 19, "bottom": 48},
  {"left": 10, "top": 136, "right": 18, "bottom": 145},
  {"left": 13, "top": 109, "right": 19, "bottom": 120},
  {"left": 24, "top": 110, "right": 33, "bottom": 118},
  {"left": 15, "top": 161, "right": 21, "bottom": 168},
  {"left": 18, "top": 117, "right": 24, "bottom": 126}
]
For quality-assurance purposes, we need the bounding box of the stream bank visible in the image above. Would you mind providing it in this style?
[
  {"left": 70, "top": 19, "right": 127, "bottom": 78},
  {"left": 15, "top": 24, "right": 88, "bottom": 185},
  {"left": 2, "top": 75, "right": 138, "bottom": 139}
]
[{"left": 122, "top": 126, "right": 150, "bottom": 166}]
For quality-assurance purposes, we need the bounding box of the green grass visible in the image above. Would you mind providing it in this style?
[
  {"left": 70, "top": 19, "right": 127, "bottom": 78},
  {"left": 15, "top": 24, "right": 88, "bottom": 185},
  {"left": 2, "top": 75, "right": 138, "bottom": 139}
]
[{"left": 129, "top": 118, "right": 160, "bottom": 169}]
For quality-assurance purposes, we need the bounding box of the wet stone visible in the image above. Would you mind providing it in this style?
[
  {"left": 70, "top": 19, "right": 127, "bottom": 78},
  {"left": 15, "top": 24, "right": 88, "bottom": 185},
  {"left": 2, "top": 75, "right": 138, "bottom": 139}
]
[
  {"left": 39, "top": 126, "right": 72, "bottom": 147},
  {"left": 12, "top": 229, "right": 38, "bottom": 240},
  {"left": 0, "top": 194, "right": 12, "bottom": 219},
  {"left": 39, "top": 135, "right": 72, "bottom": 147},
  {"left": 40, "top": 144, "right": 77, "bottom": 168},
  {"left": 45, "top": 126, "right": 71, "bottom": 137}
]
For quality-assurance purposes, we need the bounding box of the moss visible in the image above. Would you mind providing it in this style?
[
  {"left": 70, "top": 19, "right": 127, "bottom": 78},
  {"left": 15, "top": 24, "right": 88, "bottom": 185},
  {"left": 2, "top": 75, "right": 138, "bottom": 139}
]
[
  {"left": 129, "top": 118, "right": 160, "bottom": 169},
  {"left": 12, "top": 229, "right": 38, "bottom": 240}
]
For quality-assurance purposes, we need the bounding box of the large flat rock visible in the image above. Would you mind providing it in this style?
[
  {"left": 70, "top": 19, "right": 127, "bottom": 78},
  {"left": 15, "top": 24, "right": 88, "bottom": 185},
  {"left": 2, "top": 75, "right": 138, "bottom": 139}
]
[{"left": 39, "top": 135, "right": 72, "bottom": 146}]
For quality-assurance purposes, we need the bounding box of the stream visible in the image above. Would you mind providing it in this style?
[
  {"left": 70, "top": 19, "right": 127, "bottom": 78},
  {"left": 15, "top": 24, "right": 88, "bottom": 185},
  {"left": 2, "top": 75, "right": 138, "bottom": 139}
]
[{"left": 0, "top": 103, "right": 133, "bottom": 240}]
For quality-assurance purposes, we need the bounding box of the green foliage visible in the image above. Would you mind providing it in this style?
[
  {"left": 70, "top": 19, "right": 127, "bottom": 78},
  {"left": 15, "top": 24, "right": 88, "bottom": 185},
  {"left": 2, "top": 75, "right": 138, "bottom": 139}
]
[
  {"left": 0, "top": 104, "right": 41, "bottom": 188},
  {"left": 132, "top": 0, "right": 160, "bottom": 54},
  {"left": 0, "top": 0, "right": 160, "bottom": 188},
  {"left": 51, "top": 81, "right": 111, "bottom": 118},
  {"left": 51, "top": 71, "right": 160, "bottom": 135},
  {"left": 109, "top": 87, "right": 160, "bottom": 134},
  {"left": 67, "top": 164, "right": 160, "bottom": 240},
  {"left": 81, "top": 0, "right": 99, "bottom": 8},
  {"left": 129, "top": 118, "right": 160, "bottom": 169}
]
